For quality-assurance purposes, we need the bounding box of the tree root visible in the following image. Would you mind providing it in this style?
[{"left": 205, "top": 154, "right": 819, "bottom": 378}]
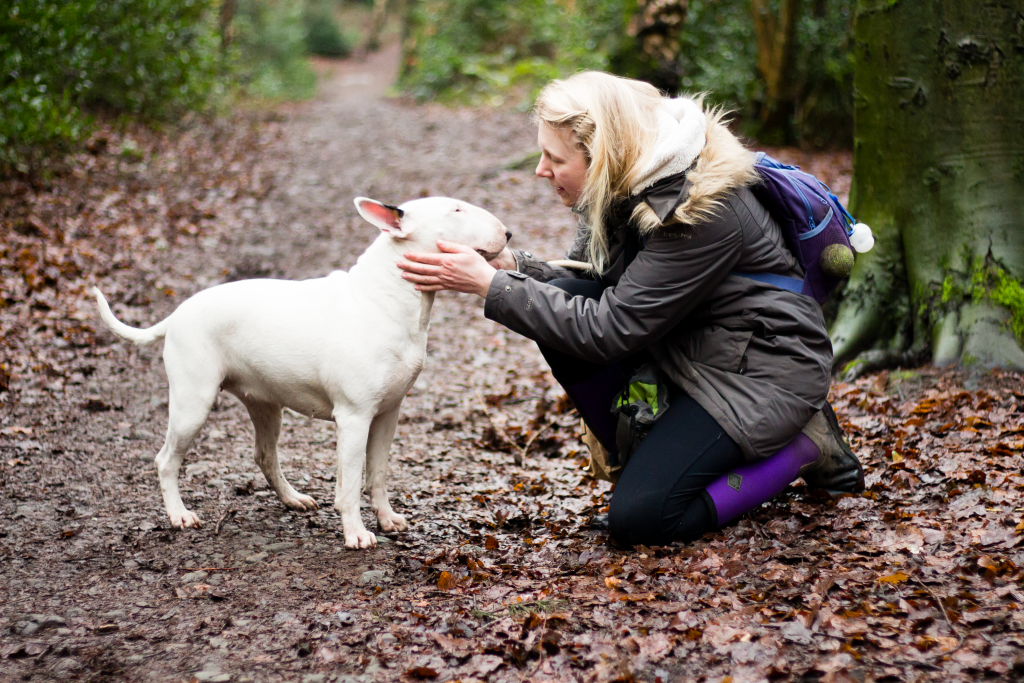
[
  {"left": 839, "top": 346, "right": 930, "bottom": 382},
  {"left": 830, "top": 302, "right": 884, "bottom": 369}
]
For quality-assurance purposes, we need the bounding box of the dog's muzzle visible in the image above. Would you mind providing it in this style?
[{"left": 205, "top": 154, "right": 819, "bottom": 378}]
[
  {"left": 475, "top": 231, "right": 510, "bottom": 261},
  {"left": 476, "top": 248, "right": 503, "bottom": 261}
]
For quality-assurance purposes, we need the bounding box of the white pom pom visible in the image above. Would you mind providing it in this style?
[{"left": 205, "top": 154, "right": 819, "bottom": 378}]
[{"left": 849, "top": 223, "right": 874, "bottom": 253}]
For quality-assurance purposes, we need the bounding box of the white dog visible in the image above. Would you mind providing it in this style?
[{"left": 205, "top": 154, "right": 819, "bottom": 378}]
[{"left": 92, "top": 197, "right": 510, "bottom": 548}]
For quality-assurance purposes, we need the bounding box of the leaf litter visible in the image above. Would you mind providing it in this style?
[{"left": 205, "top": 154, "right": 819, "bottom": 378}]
[{"left": 1, "top": 53, "right": 1022, "bottom": 683}]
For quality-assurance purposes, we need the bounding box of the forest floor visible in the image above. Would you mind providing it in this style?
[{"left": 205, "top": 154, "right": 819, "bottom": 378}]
[{"left": 1, "top": 45, "right": 1023, "bottom": 683}]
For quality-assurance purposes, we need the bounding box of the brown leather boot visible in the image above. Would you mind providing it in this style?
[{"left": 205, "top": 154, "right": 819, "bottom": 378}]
[{"left": 797, "top": 402, "right": 865, "bottom": 493}]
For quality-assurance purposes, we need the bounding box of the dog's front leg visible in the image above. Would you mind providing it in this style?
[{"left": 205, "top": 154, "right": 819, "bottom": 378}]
[
  {"left": 333, "top": 411, "right": 376, "bottom": 549},
  {"left": 365, "top": 406, "right": 407, "bottom": 534}
]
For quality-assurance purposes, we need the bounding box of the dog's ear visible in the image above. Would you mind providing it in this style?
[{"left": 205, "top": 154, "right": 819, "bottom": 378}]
[{"left": 354, "top": 197, "right": 412, "bottom": 238}]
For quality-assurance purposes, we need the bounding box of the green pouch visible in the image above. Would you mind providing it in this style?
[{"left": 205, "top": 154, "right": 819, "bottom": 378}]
[{"left": 611, "top": 362, "right": 671, "bottom": 466}]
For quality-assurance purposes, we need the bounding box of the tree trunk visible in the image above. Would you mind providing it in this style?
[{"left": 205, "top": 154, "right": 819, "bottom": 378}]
[
  {"left": 751, "top": 0, "right": 800, "bottom": 129},
  {"left": 832, "top": 0, "right": 1024, "bottom": 376},
  {"left": 399, "top": 0, "right": 418, "bottom": 82},
  {"left": 219, "top": 0, "right": 237, "bottom": 51},
  {"left": 628, "top": 0, "right": 689, "bottom": 91},
  {"left": 365, "top": 0, "right": 390, "bottom": 51}
]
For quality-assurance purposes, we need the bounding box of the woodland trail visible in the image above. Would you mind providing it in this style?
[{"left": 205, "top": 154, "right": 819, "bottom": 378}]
[{"left": 1, "top": 46, "right": 1022, "bottom": 683}]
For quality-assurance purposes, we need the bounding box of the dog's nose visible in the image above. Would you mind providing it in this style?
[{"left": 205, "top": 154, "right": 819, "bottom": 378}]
[{"left": 505, "top": 230, "right": 512, "bottom": 243}]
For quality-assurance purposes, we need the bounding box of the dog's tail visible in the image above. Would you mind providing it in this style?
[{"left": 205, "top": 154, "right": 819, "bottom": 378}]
[{"left": 91, "top": 287, "right": 171, "bottom": 345}]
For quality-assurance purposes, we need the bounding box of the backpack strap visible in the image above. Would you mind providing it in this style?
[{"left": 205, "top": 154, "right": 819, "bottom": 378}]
[
  {"left": 615, "top": 197, "right": 807, "bottom": 298},
  {"left": 732, "top": 271, "right": 805, "bottom": 294}
]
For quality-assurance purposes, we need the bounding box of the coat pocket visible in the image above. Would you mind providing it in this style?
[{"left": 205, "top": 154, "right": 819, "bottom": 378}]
[{"left": 678, "top": 325, "right": 755, "bottom": 374}]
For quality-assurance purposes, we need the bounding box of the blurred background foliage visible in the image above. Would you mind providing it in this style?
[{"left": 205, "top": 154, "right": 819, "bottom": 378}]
[
  {"left": 398, "top": 0, "right": 633, "bottom": 107},
  {"left": 0, "top": 0, "right": 223, "bottom": 172},
  {"left": 400, "top": 0, "right": 855, "bottom": 147},
  {"left": 0, "top": 0, "right": 359, "bottom": 174},
  {"left": 1, "top": 0, "right": 854, "bottom": 175}
]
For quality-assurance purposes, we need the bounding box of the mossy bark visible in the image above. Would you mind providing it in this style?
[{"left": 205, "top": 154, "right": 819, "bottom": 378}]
[
  {"left": 832, "top": 0, "right": 1024, "bottom": 374},
  {"left": 751, "top": 0, "right": 801, "bottom": 129}
]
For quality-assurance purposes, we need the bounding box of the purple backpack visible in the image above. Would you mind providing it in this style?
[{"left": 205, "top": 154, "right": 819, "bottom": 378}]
[{"left": 739, "top": 152, "right": 872, "bottom": 305}]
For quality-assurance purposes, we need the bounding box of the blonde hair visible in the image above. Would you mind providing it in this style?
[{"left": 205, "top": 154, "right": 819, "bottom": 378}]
[
  {"left": 532, "top": 72, "right": 661, "bottom": 273},
  {"left": 532, "top": 71, "right": 756, "bottom": 273}
]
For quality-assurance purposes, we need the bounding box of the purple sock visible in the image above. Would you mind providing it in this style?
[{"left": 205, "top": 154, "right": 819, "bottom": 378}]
[
  {"left": 561, "top": 365, "right": 622, "bottom": 456},
  {"left": 704, "top": 433, "right": 819, "bottom": 527}
]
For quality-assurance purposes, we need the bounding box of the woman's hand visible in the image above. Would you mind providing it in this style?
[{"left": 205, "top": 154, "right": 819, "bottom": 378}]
[{"left": 398, "top": 240, "right": 497, "bottom": 298}]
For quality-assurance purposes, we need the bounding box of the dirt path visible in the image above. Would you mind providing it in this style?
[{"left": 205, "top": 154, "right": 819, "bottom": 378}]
[
  {"left": 0, "top": 45, "right": 598, "bottom": 683},
  {"left": 2, "top": 48, "right": 1022, "bottom": 683}
]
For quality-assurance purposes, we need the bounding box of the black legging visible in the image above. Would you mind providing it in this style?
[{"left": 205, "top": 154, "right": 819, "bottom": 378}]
[{"left": 538, "top": 279, "right": 745, "bottom": 546}]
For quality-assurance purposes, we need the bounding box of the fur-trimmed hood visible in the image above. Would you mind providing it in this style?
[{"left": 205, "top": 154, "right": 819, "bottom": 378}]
[{"left": 632, "top": 102, "right": 758, "bottom": 233}]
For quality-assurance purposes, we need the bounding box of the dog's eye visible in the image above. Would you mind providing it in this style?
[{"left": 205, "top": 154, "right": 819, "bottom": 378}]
[{"left": 453, "top": 207, "right": 463, "bottom": 212}]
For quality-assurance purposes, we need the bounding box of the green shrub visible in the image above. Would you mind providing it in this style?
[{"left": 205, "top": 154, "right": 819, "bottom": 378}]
[
  {"left": 643, "top": 0, "right": 854, "bottom": 145},
  {"left": 232, "top": 0, "right": 318, "bottom": 101},
  {"left": 401, "top": 0, "right": 854, "bottom": 145},
  {"left": 400, "top": 0, "right": 632, "bottom": 107},
  {"left": 303, "top": 0, "right": 353, "bottom": 58},
  {"left": 673, "top": 0, "right": 759, "bottom": 112},
  {"left": 789, "top": 0, "right": 855, "bottom": 146},
  {"left": 0, "top": 0, "right": 223, "bottom": 172}
]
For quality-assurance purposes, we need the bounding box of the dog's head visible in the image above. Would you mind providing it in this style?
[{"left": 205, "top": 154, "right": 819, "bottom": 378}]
[{"left": 354, "top": 196, "right": 510, "bottom": 259}]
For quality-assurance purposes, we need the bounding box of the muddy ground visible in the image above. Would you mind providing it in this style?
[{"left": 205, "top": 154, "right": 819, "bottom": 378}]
[{"left": 2, "top": 47, "right": 1023, "bottom": 683}]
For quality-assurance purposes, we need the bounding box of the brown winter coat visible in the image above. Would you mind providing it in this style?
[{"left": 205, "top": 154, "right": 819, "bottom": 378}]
[{"left": 483, "top": 124, "right": 833, "bottom": 461}]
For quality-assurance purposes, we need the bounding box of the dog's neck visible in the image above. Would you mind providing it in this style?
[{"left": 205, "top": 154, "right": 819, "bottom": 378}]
[{"left": 351, "top": 235, "right": 436, "bottom": 332}]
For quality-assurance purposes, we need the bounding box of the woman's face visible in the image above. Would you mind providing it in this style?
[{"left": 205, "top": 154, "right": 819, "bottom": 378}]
[{"left": 535, "top": 122, "right": 588, "bottom": 208}]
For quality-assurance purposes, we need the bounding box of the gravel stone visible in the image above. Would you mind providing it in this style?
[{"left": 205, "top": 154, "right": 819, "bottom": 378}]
[
  {"left": 357, "top": 570, "right": 386, "bottom": 586},
  {"left": 12, "top": 621, "right": 38, "bottom": 636},
  {"left": 99, "top": 610, "right": 127, "bottom": 620},
  {"left": 27, "top": 614, "right": 66, "bottom": 630},
  {"left": 261, "top": 541, "right": 296, "bottom": 553},
  {"left": 195, "top": 673, "right": 231, "bottom": 683}
]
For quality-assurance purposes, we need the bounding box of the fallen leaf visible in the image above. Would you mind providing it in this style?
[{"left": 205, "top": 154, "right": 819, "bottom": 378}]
[
  {"left": 635, "top": 633, "right": 673, "bottom": 662},
  {"left": 878, "top": 572, "right": 909, "bottom": 584},
  {"left": 437, "top": 572, "right": 455, "bottom": 590},
  {"left": 429, "top": 632, "right": 471, "bottom": 657},
  {"left": 702, "top": 624, "right": 743, "bottom": 648},
  {"left": 0, "top": 426, "right": 32, "bottom": 435},
  {"left": 465, "top": 654, "right": 503, "bottom": 676},
  {"left": 670, "top": 611, "right": 701, "bottom": 632},
  {"left": 404, "top": 667, "right": 438, "bottom": 679},
  {"left": 780, "top": 621, "right": 813, "bottom": 645}
]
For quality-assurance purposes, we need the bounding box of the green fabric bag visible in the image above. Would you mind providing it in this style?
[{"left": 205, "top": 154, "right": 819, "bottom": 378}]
[{"left": 611, "top": 363, "right": 671, "bottom": 466}]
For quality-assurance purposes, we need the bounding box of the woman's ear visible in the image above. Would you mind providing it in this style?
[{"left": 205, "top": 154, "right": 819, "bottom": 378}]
[{"left": 353, "top": 197, "right": 413, "bottom": 238}]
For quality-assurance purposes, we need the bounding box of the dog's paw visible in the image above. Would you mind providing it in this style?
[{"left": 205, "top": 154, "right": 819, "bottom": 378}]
[
  {"left": 168, "top": 510, "right": 203, "bottom": 529},
  {"left": 282, "top": 493, "right": 318, "bottom": 511},
  {"left": 343, "top": 528, "right": 377, "bottom": 549},
  {"left": 377, "top": 510, "right": 408, "bottom": 533}
]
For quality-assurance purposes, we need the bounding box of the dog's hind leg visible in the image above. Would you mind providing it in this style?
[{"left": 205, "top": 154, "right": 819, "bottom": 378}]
[
  {"left": 244, "top": 401, "right": 318, "bottom": 512},
  {"left": 365, "top": 406, "right": 407, "bottom": 534},
  {"left": 332, "top": 411, "right": 375, "bottom": 549},
  {"left": 157, "top": 383, "right": 217, "bottom": 529}
]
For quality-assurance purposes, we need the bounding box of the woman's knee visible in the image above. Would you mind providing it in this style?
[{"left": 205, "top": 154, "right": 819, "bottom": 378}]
[
  {"left": 607, "top": 488, "right": 669, "bottom": 547},
  {"left": 608, "top": 492, "right": 714, "bottom": 546}
]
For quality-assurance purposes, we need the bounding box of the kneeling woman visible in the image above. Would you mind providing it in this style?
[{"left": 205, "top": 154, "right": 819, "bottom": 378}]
[{"left": 398, "top": 72, "right": 863, "bottom": 547}]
